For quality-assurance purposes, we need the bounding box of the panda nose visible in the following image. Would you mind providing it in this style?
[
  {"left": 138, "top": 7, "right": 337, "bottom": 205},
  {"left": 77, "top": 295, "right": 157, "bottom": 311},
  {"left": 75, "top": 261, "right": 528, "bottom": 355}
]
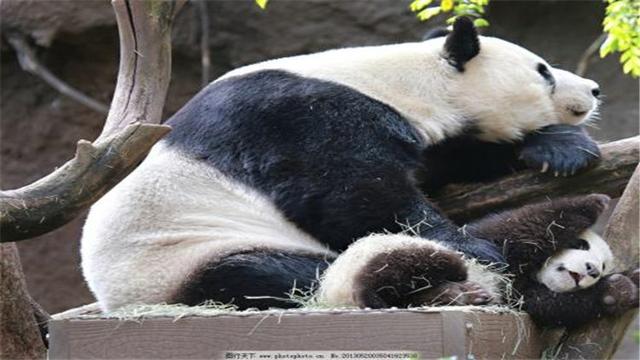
[
  {"left": 591, "top": 87, "right": 601, "bottom": 98},
  {"left": 586, "top": 262, "right": 600, "bottom": 278}
]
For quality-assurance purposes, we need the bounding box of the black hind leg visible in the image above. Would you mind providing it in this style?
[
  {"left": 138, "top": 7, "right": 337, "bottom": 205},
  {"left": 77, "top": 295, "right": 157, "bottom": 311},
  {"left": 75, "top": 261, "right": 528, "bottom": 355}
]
[{"left": 172, "top": 250, "right": 332, "bottom": 310}]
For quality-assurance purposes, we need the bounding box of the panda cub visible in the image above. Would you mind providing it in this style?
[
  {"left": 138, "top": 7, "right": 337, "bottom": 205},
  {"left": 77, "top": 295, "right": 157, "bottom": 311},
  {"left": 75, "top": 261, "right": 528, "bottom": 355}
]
[
  {"left": 319, "top": 194, "right": 639, "bottom": 327},
  {"left": 82, "top": 17, "right": 617, "bottom": 321}
]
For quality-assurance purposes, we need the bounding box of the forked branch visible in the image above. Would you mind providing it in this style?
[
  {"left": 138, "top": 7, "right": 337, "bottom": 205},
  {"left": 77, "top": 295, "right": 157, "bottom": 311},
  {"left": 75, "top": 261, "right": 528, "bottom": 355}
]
[{"left": 0, "top": 0, "right": 184, "bottom": 242}]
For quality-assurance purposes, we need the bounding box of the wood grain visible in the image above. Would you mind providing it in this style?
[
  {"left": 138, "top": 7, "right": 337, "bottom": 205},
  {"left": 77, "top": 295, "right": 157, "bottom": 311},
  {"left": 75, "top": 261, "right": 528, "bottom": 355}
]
[{"left": 49, "top": 310, "right": 542, "bottom": 360}]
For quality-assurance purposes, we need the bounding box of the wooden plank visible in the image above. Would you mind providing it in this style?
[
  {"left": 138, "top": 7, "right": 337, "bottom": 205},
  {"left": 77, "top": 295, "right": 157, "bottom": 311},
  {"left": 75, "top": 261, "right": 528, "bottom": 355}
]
[
  {"left": 464, "top": 312, "right": 544, "bottom": 359},
  {"left": 49, "top": 309, "right": 543, "bottom": 360}
]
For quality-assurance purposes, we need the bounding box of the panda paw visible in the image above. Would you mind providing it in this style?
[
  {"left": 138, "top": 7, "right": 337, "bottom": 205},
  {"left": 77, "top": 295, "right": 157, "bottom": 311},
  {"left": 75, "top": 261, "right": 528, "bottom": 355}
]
[
  {"left": 601, "top": 273, "right": 639, "bottom": 316},
  {"left": 408, "top": 280, "right": 495, "bottom": 306},
  {"left": 353, "top": 241, "right": 468, "bottom": 308},
  {"left": 519, "top": 124, "right": 600, "bottom": 176}
]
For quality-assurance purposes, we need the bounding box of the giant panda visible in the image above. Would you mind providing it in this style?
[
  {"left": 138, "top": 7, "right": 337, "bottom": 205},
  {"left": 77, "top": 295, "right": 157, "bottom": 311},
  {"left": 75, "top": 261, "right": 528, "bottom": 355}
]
[{"left": 81, "top": 17, "right": 623, "bottom": 323}]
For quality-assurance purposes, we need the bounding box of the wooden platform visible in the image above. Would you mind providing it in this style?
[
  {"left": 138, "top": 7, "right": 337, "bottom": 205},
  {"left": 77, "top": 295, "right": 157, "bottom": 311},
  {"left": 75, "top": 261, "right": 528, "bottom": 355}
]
[{"left": 49, "top": 306, "right": 549, "bottom": 359}]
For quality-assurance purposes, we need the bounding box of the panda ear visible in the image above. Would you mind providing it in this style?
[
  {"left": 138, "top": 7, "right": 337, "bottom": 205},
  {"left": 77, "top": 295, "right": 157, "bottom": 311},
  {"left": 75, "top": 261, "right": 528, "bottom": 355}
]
[{"left": 444, "top": 17, "right": 480, "bottom": 71}]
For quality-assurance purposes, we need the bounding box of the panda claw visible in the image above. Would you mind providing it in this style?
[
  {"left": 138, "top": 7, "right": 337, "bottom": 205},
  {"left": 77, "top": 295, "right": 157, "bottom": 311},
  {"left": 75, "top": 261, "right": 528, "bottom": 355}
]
[
  {"left": 540, "top": 162, "right": 549, "bottom": 173},
  {"left": 609, "top": 274, "right": 622, "bottom": 282},
  {"left": 554, "top": 171, "right": 559, "bottom": 177},
  {"left": 603, "top": 295, "right": 616, "bottom": 305}
]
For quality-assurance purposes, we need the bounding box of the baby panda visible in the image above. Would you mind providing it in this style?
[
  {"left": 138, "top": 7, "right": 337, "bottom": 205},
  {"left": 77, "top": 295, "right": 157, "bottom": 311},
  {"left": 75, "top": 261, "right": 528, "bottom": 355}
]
[
  {"left": 319, "top": 194, "right": 639, "bottom": 327},
  {"left": 82, "top": 17, "right": 605, "bottom": 313}
]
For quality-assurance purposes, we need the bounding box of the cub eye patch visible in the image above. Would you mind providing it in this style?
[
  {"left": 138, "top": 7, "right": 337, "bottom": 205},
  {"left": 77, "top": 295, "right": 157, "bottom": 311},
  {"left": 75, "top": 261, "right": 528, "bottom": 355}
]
[
  {"left": 568, "top": 238, "right": 590, "bottom": 251},
  {"left": 537, "top": 63, "right": 556, "bottom": 87}
]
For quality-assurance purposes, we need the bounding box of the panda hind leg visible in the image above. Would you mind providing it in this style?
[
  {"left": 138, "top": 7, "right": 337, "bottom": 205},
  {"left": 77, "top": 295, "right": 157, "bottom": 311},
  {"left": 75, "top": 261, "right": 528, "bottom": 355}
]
[{"left": 171, "top": 250, "right": 331, "bottom": 310}]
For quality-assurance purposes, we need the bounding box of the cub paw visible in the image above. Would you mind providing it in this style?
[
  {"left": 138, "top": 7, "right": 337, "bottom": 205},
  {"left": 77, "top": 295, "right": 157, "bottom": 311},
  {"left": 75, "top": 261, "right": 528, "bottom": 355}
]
[
  {"left": 353, "top": 243, "right": 467, "bottom": 308},
  {"left": 601, "top": 273, "right": 639, "bottom": 316},
  {"left": 626, "top": 268, "right": 640, "bottom": 287},
  {"left": 408, "top": 280, "right": 495, "bottom": 306},
  {"left": 519, "top": 124, "right": 600, "bottom": 176}
]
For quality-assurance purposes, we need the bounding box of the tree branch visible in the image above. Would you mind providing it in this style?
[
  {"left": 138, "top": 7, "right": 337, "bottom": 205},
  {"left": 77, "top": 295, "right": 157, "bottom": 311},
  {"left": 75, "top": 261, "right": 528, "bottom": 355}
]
[
  {"left": 198, "top": 0, "right": 211, "bottom": 87},
  {"left": 575, "top": 33, "right": 607, "bottom": 77},
  {"left": 0, "top": 123, "right": 170, "bottom": 242},
  {"left": 433, "top": 136, "right": 639, "bottom": 223},
  {"left": 6, "top": 32, "right": 110, "bottom": 114},
  {"left": 0, "top": 0, "right": 184, "bottom": 242}
]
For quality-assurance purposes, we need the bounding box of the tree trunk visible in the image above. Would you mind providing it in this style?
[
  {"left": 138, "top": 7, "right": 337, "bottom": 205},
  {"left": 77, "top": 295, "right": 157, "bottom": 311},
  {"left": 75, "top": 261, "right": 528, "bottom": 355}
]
[{"left": 0, "top": 243, "right": 46, "bottom": 359}]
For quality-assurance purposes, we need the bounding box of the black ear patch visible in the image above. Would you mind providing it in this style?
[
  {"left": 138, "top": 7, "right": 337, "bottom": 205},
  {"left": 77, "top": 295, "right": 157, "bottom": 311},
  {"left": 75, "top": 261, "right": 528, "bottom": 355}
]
[
  {"left": 444, "top": 17, "right": 480, "bottom": 72},
  {"left": 423, "top": 27, "right": 449, "bottom": 41}
]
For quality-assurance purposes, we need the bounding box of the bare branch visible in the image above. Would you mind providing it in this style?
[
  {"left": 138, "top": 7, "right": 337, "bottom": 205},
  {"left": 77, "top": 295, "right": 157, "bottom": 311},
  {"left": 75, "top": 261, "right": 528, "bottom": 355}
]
[
  {"left": 198, "top": 0, "right": 212, "bottom": 87},
  {"left": 433, "top": 136, "right": 639, "bottom": 223},
  {"left": 6, "top": 32, "right": 109, "bottom": 114},
  {"left": 575, "top": 33, "right": 607, "bottom": 77},
  {"left": 0, "top": 0, "right": 184, "bottom": 242},
  {"left": 554, "top": 165, "right": 639, "bottom": 359}
]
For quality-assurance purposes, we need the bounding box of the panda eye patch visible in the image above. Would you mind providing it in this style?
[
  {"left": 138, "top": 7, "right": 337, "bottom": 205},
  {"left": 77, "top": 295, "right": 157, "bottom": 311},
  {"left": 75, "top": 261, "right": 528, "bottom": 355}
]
[
  {"left": 537, "top": 63, "right": 556, "bottom": 86},
  {"left": 568, "top": 239, "right": 590, "bottom": 251}
]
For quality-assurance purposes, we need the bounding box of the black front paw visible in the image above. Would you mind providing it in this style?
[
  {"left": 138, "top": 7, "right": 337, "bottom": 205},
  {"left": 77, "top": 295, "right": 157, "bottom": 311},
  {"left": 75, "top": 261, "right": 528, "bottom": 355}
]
[{"left": 519, "top": 124, "right": 600, "bottom": 176}]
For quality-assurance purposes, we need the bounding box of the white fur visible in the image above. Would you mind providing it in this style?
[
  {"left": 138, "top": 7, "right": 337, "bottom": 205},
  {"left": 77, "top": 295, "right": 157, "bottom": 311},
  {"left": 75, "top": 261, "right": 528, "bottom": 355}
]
[
  {"left": 536, "top": 230, "right": 614, "bottom": 293},
  {"left": 222, "top": 36, "right": 599, "bottom": 144},
  {"left": 81, "top": 143, "right": 335, "bottom": 311}
]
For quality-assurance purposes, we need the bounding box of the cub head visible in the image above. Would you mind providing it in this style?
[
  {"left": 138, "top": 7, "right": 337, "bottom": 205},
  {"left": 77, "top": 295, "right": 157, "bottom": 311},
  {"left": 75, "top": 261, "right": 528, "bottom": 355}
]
[
  {"left": 426, "top": 17, "right": 600, "bottom": 141},
  {"left": 536, "top": 230, "right": 614, "bottom": 292}
]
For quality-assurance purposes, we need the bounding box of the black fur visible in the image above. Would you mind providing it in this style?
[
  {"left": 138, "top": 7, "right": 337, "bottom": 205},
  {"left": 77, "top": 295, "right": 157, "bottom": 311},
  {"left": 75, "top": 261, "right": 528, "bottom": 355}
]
[
  {"left": 417, "top": 124, "right": 600, "bottom": 194},
  {"left": 523, "top": 274, "right": 639, "bottom": 327},
  {"left": 519, "top": 124, "right": 601, "bottom": 175},
  {"left": 469, "top": 194, "right": 639, "bottom": 327},
  {"left": 164, "top": 69, "right": 503, "bottom": 264},
  {"left": 444, "top": 17, "right": 480, "bottom": 71},
  {"left": 354, "top": 243, "right": 468, "bottom": 308},
  {"left": 468, "top": 194, "right": 610, "bottom": 280},
  {"left": 172, "top": 250, "right": 331, "bottom": 309}
]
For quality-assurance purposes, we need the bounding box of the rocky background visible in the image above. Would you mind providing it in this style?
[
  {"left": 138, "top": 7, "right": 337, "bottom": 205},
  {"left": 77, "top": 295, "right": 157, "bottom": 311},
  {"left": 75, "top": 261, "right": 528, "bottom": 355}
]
[{"left": 1, "top": 0, "right": 638, "bottom": 357}]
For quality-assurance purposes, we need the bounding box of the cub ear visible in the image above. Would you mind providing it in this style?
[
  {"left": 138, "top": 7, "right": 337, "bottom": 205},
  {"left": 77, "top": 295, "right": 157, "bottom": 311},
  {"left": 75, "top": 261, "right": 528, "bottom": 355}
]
[{"left": 444, "top": 16, "right": 480, "bottom": 71}]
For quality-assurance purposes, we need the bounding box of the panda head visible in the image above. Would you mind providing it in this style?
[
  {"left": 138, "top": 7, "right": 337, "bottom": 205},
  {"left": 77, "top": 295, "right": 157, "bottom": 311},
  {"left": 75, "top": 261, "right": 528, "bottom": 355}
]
[
  {"left": 427, "top": 17, "right": 600, "bottom": 141},
  {"left": 536, "top": 230, "right": 614, "bottom": 292}
]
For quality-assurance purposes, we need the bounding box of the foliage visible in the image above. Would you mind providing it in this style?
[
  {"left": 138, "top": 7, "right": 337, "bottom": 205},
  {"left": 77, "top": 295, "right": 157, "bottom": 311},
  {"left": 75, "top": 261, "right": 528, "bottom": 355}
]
[
  {"left": 600, "top": 0, "right": 640, "bottom": 77},
  {"left": 410, "top": 0, "right": 490, "bottom": 27},
  {"left": 255, "top": 0, "right": 268, "bottom": 10}
]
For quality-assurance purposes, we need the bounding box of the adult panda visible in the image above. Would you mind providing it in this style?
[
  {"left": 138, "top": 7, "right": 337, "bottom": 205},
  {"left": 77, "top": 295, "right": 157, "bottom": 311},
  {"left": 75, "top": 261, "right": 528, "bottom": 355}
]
[{"left": 82, "top": 17, "right": 610, "bottom": 317}]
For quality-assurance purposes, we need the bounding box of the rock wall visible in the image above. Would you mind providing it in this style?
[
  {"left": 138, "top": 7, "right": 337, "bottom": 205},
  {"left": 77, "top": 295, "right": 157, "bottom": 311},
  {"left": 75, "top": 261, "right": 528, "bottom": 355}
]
[{"left": 1, "top": 0, "right": 637, "bottom": 318}]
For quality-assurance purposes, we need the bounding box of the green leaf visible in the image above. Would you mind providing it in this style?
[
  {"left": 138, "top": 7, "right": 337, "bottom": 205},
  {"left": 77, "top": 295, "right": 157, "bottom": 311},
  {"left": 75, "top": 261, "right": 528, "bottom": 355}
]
[
  {"left": 410, "top": 0, "right": 434, "bottom": 12},
  {"left": 417, "top": 7, "right": 442, "bottom": 21},
  {"left": 441, "top": 0, "right": 454, "bottom": 12},
  {"left": 255, "top": 0, "right": 268, "bottom": 10},
  {"left": 473, "top": 18, "right": 490, "bottom": 27}
]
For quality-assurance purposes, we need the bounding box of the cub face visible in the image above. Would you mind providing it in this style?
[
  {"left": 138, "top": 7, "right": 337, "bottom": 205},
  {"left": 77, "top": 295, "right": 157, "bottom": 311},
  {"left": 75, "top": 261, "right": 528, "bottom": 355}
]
[{"left": 537, "top": 230, "right": 614, "bottom": 292}]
